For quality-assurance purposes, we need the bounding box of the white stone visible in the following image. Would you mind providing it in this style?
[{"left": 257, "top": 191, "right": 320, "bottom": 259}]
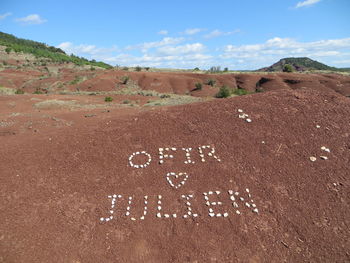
[
  {"left": 310, "top": 156, "right": 317, "bottom": 162},
  {"left": 246, "top": 118, "right": 252, "bottom": 123},
  {"left": 320, "top": 156, "right": 328, "bottom": 160},
  {"left": 238, "top": 109, "right": 243, "bottom": 113}
]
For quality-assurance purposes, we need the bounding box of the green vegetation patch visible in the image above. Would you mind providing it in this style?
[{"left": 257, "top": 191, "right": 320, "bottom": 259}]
[{"left": 0, "top": 31, "right": 112, "bottom": 69}]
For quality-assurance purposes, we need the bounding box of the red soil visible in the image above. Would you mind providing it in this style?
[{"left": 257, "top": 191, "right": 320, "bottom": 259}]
[
  {"left": 1, "top": 68, "right": 350, "bottom": 97},
  {"left": 0, "top": 88, "right": 349, "bottom": 262}
]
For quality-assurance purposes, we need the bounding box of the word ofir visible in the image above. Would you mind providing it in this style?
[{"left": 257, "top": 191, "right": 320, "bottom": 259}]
[
  {"left": 128, "top": 145, "right": 221, "bottom": 169},
  {"left": 100, "top": 188, "right": 259, "bottom": 222}
]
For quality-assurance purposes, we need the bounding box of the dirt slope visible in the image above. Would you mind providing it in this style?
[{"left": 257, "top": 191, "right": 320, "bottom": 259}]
[
  {"left": 0, "top": 88, "right": 349, "bottom": 262},
  {"left": 1, "top": 67, "right": 350, "bottom": 97}
]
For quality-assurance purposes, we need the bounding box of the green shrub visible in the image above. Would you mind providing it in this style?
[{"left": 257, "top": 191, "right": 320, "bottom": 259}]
[
  {"left": 120, "top": 75, "right": 129, "bottom": 84},
  {"left": 33, "top": 89, "right": 43, "bottom": 94},
  {"left": 206, "top": 79, "right": 216, "bottom": 87},
  {"left": 69, "top": 76, "right": 81, "bottom": 85},
  {"left": 15, "top": 89, "right": 24, "bottom": 94},
  {"left": 193, "top": 67, "right": 200, "bottom": 71},
  {"left": 135, "top": 66, "right": 142, "bottom": 72},
  {"left": 122, "top": 100, "right": 130, "bottom": 104},
  {"left": 144, "top": 67, "right": 150, "bottom": 71},
  {"left": 90, "top": 67, "right": 95, "bottom": 71},
  {"left": 233, "top": 88, "right": 248, "bottom": 96},
  {"left": 216, "top": 85, "right": 232, "bottom": 98},
  {"left": 283, "top": 64, "right": 294, "bottom": 73},
  {"left": 5, "top": 47, "right": 11, "bottom": 54},
  {"left": 193, "top": 82, "right": 202, "bottom": 91},
  {"left": 122, "top": 66, "right": 129, "bottom": 71},
  {"left": 104, "top": 96, "right": 113, "bottom": 102}
]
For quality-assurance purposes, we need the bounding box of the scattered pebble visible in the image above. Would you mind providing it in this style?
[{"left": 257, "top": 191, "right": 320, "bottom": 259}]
[
  {"left": 246, "top": 118, "right": 252, "bottom": 123},
  {"left": 310, "top": 156, "right": 317, "bottom": 162},
  {"left": 320, "top": 156, "right": 328, "bottom": 160},
  {"left": 321, "top": 146, "right": 330, "bottom": 153}
]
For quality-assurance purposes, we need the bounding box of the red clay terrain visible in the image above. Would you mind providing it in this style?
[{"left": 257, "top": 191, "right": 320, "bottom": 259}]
[
  {"left": 1, "top": 66, "right": 350, "bottom": 97},
  {"left": 0, "top": 86, "right": 349, "bottom": 262}
]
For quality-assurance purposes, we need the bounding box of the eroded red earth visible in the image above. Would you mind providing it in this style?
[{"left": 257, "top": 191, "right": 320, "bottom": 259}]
[
  {"left": 0, "top": 68, "right": 350, "bottom": 262},
  {"left": 1, "top": 67, "right": 350, "bottom": 97}
]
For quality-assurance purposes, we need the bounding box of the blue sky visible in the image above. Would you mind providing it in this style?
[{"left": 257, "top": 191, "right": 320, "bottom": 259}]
[{"left": 1, "top": 0, "right": 349, "bottom": 69}]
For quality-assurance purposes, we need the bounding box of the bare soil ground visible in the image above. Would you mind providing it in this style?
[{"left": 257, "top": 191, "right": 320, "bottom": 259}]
[
  {"left": 0, "top": 83, "right": 349, "bottom": 262},
  {"left": 1, "top": 66, "right": 350, "bottom": 97}
]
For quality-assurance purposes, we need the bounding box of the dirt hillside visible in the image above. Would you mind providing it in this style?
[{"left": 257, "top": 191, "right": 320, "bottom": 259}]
[
  {"left": 0, "top": 88, "right": 349, "bottom": 262},
  {"left": 1, "top": 66, "right": 350, "bottom": 98}
]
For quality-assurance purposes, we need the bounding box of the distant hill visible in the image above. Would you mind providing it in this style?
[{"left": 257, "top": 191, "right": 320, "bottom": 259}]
[
  {"left": 0, "top": 31, "right": 112, "bottom": 69},
  {"left": 258, "top": 57, "right": 349, "bottom": 72}
]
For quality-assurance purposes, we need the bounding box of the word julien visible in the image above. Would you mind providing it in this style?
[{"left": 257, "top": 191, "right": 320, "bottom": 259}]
[
  {"left": 100, "top": 188, "right": 258, "bottom": 222},
  {"left": 128, "top": 145, "right": 221, "bottom": 169}
]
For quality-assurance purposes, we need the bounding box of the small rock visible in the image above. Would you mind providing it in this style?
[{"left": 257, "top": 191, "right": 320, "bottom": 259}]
[
  {"left": 85, "top": 114, "right": 96, "bottom": 118},
  {"left": 316, "top": 125, "right": 321, "bottom": 128},
  {"left": 238, "top": 109, "right": 243, "bottom": 113},
  {"left": 320, "top": 156, "right": 328, "bottom": 160},
  {"left": 309, "top": 156, "right": 317, "bottom": 162},
  {"left": 246, "top": 118, "right": 252, "bottom": 123}
]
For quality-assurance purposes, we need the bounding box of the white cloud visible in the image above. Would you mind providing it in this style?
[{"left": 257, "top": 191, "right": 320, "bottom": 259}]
[
  {"left": 156, "top": 43, "right": 205, "bottom": 55},
  {"left": 56, "top": 36, "right": 350, "bottom": 70},
  {"left": 183, "top": 28, "right": 205, "bottom": 35},
  {"left": 332, "top": 59, "right": 350, "bottom": 65},
  {"left": 223, "top": 37, "right": 350, "bottom": 58},
  {"left": 16, "top": 14, "right": 47, "bottom": 25},
  {"left": 295, "top": 0, "right": 321, "bottom": 8},
  {"left": 126, "top": 37, "right": 185, "bottom": 52},
  {"left": 220, "top": 37, "right": 350, "bottom": 69},
  {"left": 57, "top": 42, "right": 118, "bottom": 56},
  {"left": 104, "top": 53, "right": 213, "bottom": 68},
  {"left": 0, "top": 12, "right": 12, "bottom": 20},
  {"left": 204, "top": 29, "right": 240, "bottom": 39},
  {"left": 158, "top": 30, "right": 168, "bottom": 35}
]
